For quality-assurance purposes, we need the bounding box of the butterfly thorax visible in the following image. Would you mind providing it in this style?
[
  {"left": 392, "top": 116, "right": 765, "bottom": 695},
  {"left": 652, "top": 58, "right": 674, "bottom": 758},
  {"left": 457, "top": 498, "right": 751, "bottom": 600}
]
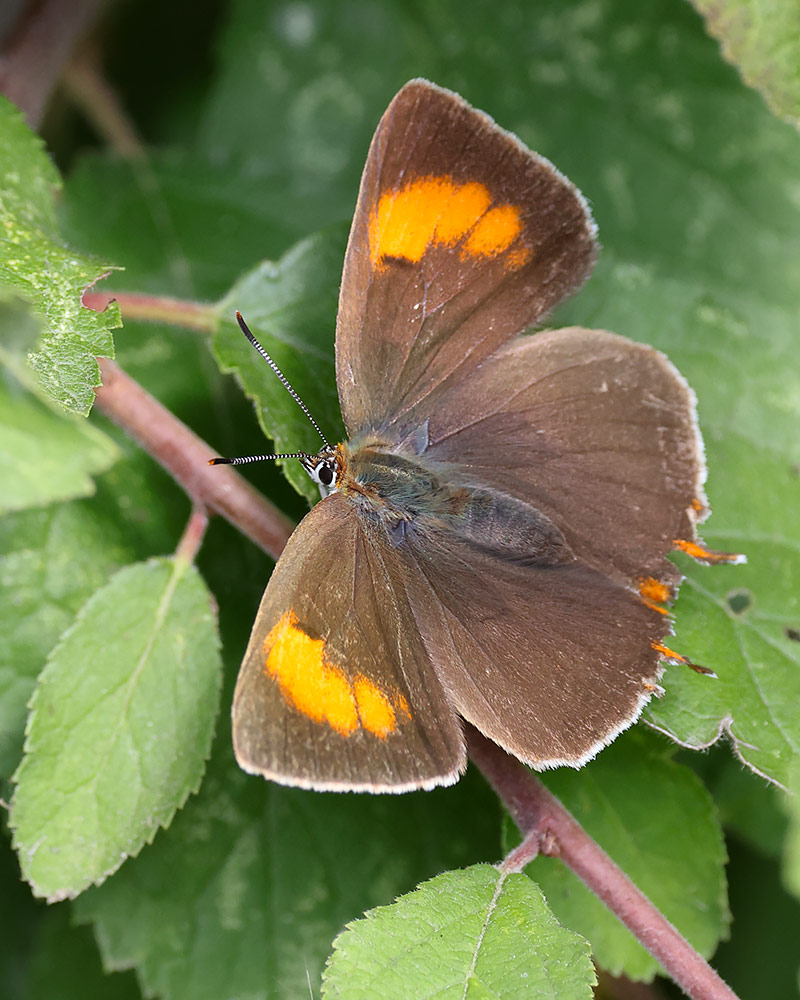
[{"left": 326, "top": 439, "right": 573, "bottom": 566}]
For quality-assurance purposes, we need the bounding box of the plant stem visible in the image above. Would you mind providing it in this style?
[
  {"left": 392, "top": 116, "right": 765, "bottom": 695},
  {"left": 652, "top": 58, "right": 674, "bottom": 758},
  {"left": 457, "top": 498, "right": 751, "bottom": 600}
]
[
  {"left": 467, "top": 727, "right": 739, "bottom": 1000},
  {"left": 0, "top": 0, "right": 104, "bottom": 126},
  {"left": 174, "top": 507, "right": 210, "bottom": 565},
  {"left": 83, "top": 291, "right": 217, "bottom": 333},
  {"left": 63, "top": 41, "right": 146, "bottom": 159},
  {"left": 93, "top": 358, "right": 293, "bottom": 560}
]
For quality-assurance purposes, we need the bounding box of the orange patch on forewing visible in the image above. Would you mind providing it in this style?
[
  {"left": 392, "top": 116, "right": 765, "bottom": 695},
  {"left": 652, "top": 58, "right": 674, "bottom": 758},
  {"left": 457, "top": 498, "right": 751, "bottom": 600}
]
[
  {"left": 369, "top": 176, "right": 530, "bottom": 271},
  {"left": 263, "top": 611, "right": 409, "bottom": 740},
  {"left": 353, "top": 675, "right": 397, "bottom": 738},
  {"left": 263, "top": 611, "right": 357, "bottom": 736},
  {"left": 433, "top": 181, "right": 490, "bottom": 243},
  {"left": 464, "top": 204, "right": 522, "bottom": 256},
  {"left": 691, "top": 498, "right": 705, "bottom": 513}
]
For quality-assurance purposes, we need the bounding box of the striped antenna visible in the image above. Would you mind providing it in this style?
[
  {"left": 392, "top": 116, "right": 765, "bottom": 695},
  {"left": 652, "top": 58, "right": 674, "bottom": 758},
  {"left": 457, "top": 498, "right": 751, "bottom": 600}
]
[
  {"left": 235, "top": 312, "right": 329, "bottom": 448},
  {"left": 208, "top": 312, "right": 329, "bottom": 467},
  {"left": 209, "top": 452, "right": 312, "bottom": 467}
]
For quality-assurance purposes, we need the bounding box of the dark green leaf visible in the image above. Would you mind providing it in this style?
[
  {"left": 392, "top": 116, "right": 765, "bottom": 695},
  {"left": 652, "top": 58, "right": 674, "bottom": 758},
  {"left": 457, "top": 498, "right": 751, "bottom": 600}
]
[
  {"left": 712, "top": 836, "right": 800, "bottom": 999},
  {"left": 783, "top": 759, "right": 800, "bottom": 901},
  {"left": 72, "top": 753, "right": 499, "bottom": 1000},
  {"left": 213, "top": 229, "right": 347, "bottom": 502},
  {"left": 10, "top": 558, "right": 222, "bottom": 900},
  {"left": 25, "top": 905, "right": 141, "bottom": 1000},
  {"left": 684, "top": 746, "right": 788, "bottom": 858}
]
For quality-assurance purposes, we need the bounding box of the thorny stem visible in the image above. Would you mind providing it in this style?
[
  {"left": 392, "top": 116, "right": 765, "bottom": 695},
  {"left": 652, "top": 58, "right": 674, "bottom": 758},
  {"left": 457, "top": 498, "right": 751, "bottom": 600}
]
[{"left": 467, "top": 727, "right": 739, "bottom": 1000}]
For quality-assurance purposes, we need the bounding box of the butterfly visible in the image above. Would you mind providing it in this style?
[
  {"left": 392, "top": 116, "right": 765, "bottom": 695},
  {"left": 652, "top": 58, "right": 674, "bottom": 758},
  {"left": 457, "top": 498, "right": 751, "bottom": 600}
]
[{"left": 215, "top": 79, "right": 740, "bottom": 792}]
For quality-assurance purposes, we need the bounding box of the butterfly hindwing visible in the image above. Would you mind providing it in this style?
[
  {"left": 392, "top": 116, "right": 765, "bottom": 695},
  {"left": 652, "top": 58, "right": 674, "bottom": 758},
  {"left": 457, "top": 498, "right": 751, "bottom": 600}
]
[
  {"left": 420, "top": 326, "right": 707, "bottom": 595},
  {"left": 232, "top": 493, "right": 466, "bottom": 792},
  {"left": 401, "top": 529, "right": 667, "bottom": 769}
]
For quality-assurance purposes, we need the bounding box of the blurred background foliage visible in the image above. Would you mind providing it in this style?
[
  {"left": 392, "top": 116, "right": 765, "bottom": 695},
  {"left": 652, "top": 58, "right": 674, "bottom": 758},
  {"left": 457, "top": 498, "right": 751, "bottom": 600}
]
[{"left": 1, "top": 0, "right": 799, "bottom": 997}]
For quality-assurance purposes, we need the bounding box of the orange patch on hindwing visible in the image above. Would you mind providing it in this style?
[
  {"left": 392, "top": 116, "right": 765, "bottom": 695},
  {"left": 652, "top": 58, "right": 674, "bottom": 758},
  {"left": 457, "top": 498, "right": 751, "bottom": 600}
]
[
  {"left": 637, "top": 576, "right": 672, "bottom": 615},
  {"left": 369, "top": 176, "right": 531, "bottom": 270},
  {"left": 651, "top": 641, "right": 686, "bottom": 663},
  {"left": 263, "top": 611, "right": 409, "bottom": 739},
  {"left": 672, "top": 539, "right": 744, "bottom": 564}
]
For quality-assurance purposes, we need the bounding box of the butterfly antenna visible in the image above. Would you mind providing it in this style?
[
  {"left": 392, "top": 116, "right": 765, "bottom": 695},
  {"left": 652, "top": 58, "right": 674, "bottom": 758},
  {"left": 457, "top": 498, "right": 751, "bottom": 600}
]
[
  {"left": 209, "top": 450, "right": 313, "bottom": 467},
  {"left": 235, "top": 311, "right": 329, "bottom": 448}
]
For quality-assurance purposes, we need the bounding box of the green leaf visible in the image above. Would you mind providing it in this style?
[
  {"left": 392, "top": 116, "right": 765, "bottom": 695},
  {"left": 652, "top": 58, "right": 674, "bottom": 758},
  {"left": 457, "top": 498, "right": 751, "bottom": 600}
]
[
  {"left": 643, "top": 437, "right": 800, "bottom": 788},
  {"left": 24, "top": 905, "right": 142, "bottom": 1000},
  {"left": 0, "top": 97, "right": 121, "bottom": 414},
  {"left": 783, "top": 759, "right": 800, "bottom": 902},
  {"left": 10, "top": 557, "right": 222, "bottom": 901},
  {"left": 0, "top": 834, "right": 140, "bottom": 1000},
  {"left": 72, "top": 756, "right": 500, "bottom": 1000},
  {"left": 213, "top": 229, "right": 347, "bottom": 503},
  {"left": 713, "top": 836, "right": 800, "bottom": 999},
  {"left": 686, "top": 746, "right": 788, "bottom": 858},
  {"left": 0, "top": 365, "right": 119, "bottom": 516},
  {"left": 323, "top": 865, "right": 595, "bottom": 1000},
  {"left": 0, "top": 497, "right": 138, "bottom": 779},
  {"left": 508, "top": 731, "right": 729, "bottom": 982},
  {"left": 692, "top": 0, "right": 800, "bottom": 127}
]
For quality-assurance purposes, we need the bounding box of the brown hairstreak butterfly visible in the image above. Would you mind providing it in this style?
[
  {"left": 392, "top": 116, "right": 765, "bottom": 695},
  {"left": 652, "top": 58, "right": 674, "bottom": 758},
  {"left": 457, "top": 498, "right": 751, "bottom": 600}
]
[{"left": 212, "top": 80, "right": 742, "bottom": 792}]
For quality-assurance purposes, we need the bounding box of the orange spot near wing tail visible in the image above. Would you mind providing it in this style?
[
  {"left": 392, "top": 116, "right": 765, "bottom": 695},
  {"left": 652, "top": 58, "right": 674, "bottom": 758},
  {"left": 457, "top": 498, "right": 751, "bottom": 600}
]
[
  {"left": 651, "top": 641, "right": 716, "bottom": 677},
  {"left": 672, "top": 539, "right": 746, "bottom": 565},
  {"left": 638, "top": 576, "right": 672, "bottom": 615}
]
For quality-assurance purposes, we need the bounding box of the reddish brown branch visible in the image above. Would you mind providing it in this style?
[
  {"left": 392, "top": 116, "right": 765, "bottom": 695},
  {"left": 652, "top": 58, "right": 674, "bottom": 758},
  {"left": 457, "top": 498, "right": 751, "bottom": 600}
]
[
  {"left": 0, "top": 0, "right": 105, "bottom": 126},
  {"left": 175, "top": 506, "right": 210, "bottom": 565},
  {"left": 94, "top": 358, "right": 293, "bottom": 560},
  {"left": 467, "top": 727, "right": 739, "bottom": 1000}
]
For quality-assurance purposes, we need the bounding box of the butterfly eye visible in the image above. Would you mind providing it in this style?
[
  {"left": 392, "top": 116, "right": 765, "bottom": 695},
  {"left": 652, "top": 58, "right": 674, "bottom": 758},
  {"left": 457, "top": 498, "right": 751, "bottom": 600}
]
[{"left": 317, "top": 463, "right": 335, "bottom": 487}]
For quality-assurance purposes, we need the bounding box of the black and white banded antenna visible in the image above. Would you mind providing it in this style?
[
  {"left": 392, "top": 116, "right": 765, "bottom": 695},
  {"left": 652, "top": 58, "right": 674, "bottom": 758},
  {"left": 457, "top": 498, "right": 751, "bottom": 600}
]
[{"left": 208, "top": 311, "right": 329, "bottom": 467}]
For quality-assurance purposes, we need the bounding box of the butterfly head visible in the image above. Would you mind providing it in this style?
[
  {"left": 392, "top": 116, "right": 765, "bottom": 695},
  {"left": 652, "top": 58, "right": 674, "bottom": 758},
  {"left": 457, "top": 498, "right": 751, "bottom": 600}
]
[{"left": 300, "top": 446, "right": 341, "bottom": 498}]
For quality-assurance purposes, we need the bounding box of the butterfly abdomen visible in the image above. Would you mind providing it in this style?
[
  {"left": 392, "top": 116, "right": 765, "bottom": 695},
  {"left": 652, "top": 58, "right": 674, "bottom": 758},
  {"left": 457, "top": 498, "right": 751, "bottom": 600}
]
[
  {"left": 343, "top": 443, "right": 571, "bottom": 565},
  {"left": 448, "top": 488, "right": 574, "bottom": 566}
]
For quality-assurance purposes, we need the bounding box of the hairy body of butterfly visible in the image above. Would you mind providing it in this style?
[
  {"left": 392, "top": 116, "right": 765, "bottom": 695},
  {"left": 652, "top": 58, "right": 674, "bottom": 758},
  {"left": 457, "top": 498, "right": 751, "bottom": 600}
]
[
  {"left": 333, "top": 441, "right": 573, "bottom": 567},
  {"left": 229, "top": 80, "right": 742, "bottom": 793}
]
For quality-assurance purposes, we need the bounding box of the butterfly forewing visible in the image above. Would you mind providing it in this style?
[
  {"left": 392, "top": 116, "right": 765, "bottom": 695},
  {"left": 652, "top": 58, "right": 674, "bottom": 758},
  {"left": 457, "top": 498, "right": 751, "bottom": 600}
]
[
  {"left": 232, "top": 494, "right": 465, "bottom": 792},
  {"left": 336, "top": 79, "right": 598, "bottom": 437}
]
